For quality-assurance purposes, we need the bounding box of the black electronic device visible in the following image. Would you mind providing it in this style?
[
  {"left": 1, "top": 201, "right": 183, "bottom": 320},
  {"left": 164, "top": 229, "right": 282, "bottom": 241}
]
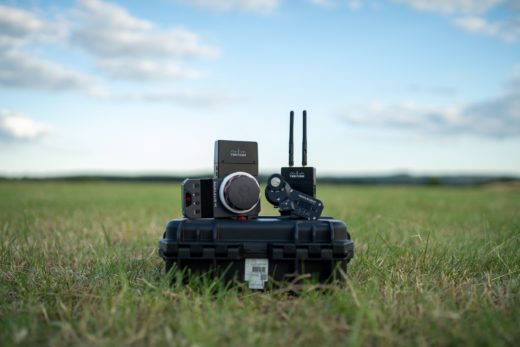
[
  {"left": 265, "top": 174, "right": 323, "bottom": 220},
  {"left": 182, "top": 140, "right": 261, "bottom": 219},
  {"left": 161, "top": 111, "right": 354, "bottom": 289},
  {"left": 281, "top": 110, "right": 317, "bottom": 197},
  {"left": 214, "top": 140, "right": 258, "bottom": 177}
]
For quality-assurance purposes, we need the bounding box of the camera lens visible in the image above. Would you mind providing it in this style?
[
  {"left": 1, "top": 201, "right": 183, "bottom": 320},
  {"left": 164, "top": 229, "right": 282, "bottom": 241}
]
[{"left": 219, "top": 172, "right": 260, "bottom": 214}]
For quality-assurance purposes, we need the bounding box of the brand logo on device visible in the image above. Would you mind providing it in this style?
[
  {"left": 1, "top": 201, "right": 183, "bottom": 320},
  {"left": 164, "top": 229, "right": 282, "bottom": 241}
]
[
  {"left": 230, "top": 148, "right": 247, "bottom": 157},
  {"left": 289, "top": 171, "right": 305, "bottom": 178},
  {"left": 297, "top": 193, "right": 315, "bottom": 204}
]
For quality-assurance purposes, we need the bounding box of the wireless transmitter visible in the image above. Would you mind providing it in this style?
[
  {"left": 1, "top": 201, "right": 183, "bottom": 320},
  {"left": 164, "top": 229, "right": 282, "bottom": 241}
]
[{"left": 281, "top": 110, "right": 316, "bottom": 198}]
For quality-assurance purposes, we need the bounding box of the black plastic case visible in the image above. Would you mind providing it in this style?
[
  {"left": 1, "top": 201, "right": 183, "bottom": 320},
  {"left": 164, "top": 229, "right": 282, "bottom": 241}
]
[{"left": 158, "top": 217, "right": 354, "bottom": 289}]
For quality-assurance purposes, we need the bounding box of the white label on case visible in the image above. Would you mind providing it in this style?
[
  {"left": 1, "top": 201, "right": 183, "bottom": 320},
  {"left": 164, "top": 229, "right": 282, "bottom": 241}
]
[{"left": 244, "top": 258, "right": 268, "bottom": 289}]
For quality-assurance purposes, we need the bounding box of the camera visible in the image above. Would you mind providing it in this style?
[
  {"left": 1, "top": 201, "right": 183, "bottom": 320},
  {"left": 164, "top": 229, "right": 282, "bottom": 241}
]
[{"left": 182, "top": 140, "right": 261, "bottom": 219}]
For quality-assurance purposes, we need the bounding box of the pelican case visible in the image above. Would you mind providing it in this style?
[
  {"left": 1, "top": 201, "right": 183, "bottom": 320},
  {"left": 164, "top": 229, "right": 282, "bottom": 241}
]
[{"left": 158, "top": 217, "right": 354, "bottom": 289}]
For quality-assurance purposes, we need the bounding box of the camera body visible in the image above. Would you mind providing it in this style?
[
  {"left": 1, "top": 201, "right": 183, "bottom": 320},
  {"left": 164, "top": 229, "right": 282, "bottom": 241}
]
[{"left": 181, "top": 140, "right": 261, "bottom": 219}]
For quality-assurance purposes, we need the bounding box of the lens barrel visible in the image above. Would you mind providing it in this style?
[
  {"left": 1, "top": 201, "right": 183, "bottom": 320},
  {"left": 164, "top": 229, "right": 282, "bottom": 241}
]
[{"left": 219, "top": 172, "right": 260, "bottom": 214}]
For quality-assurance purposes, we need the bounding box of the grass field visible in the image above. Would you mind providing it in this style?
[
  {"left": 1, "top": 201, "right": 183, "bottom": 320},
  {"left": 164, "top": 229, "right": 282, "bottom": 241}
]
[{"left": 1, "top": 181, "right": 519, "bottom": 346}]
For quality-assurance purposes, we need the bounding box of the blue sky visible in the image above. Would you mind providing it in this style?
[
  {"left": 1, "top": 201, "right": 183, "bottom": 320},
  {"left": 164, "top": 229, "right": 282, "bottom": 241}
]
[{"left": 0, "top": 0, "right": 519, "bottom": 176}]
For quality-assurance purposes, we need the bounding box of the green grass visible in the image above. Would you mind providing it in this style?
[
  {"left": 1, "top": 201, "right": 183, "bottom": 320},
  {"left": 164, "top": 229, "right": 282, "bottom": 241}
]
[{"left": 1, "top": 181, "right": 519, "bottom": 346}]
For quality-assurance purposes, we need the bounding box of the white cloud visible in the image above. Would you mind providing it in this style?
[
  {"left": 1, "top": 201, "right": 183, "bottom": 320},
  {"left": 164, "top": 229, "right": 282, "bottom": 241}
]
[
  {"left": 342, "top": 72, "right": 520, "bottom": 138},
  {"left": 0, "top": 4, "right": 93, "bottom": 89},
  {"left": 0, "top": 49, "right": 92, "bottom": 89},
  {"left": 0, "top": 4, "right": 67, "bottom": 46},
  {"left": 344, "top": 101, "right": 465, "bottom": 132},
  {"left": 343, "top": 99, "right": 519, "bottom": 138},
  {"left": 453, "top": 16, "right": 499, "bottom": 35},
  {"left": 306, "top": 1, "right": 519, "bottom": 41},
  {"left": 177, "top": 0, "right": 280, "bottom": 12},
  {"left": 91, "top": 89, "right": 236, "bottom": 107},
  {"left": 454, "top": 15, "right": 520, "bottom": 42},
  {"left": 394, "top": 0, "right": 520, "bottom": 42},
  {"left": 347, "top": 0, "right": 364, "bottom": 10},
  {"left": 0, "top": 111, "right": 53, "bottom": 141},
  {"left": 72, "top": 25, "right": 216, "bottom": 59},
  {"left": 503, "top": 15, "right": 520, "bottom": 42},
  {"left": 309, "top": 0, "right": 339, "bottom": 8},
  {"left": 70, "top": 0, "right": 217, "bottom": 80},
  {"left": 394, "top": 0, "right": 505, "bottom": 15},
  {"left": 75, "top": 0, "right": 152, "bottom": 31},
  {"left": 309, "top": 0, "right": 374, "bottom": 10},
  {"left": 0, "top": 5, "right": 42, "bottom": 46},
  {"left": 95, "top": 59, "right": 203, "bottom": 80},
  {"left": 0, "top": 0, "right": 218, "bottom": 90}
]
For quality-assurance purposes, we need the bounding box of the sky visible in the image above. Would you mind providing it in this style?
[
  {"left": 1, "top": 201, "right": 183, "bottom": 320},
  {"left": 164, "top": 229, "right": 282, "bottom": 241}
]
[{"left": 0, "top": 0, "right": 519, "bottom": 177}]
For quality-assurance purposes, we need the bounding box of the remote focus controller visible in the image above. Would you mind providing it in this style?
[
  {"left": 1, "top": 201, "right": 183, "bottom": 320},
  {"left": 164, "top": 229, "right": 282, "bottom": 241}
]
[{"left": 265, "top": 174, "right": 323, "bottom": 221}]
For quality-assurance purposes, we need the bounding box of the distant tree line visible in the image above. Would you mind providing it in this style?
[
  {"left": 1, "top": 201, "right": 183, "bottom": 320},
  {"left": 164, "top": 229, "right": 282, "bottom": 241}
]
[{"left": 1, "top": 174, "right": 518, "bottom": 186}]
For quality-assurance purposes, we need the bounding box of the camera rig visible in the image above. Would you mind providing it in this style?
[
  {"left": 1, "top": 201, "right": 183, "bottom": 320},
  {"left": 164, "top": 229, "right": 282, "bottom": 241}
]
[
  {"left": 181, "top": 140, "right": 260, "bottom": 219},
  {"left": 159, "top": 111, "right": 354, "bottom": 289}
]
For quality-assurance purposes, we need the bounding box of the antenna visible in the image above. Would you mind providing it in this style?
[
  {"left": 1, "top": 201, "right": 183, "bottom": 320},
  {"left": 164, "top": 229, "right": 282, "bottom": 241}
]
[
  {"left": 302, "top": 110, "right": 307, "bottom": 166},
  {"left": 289, "top": 110, "right": 294, "bottom": 167}
]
